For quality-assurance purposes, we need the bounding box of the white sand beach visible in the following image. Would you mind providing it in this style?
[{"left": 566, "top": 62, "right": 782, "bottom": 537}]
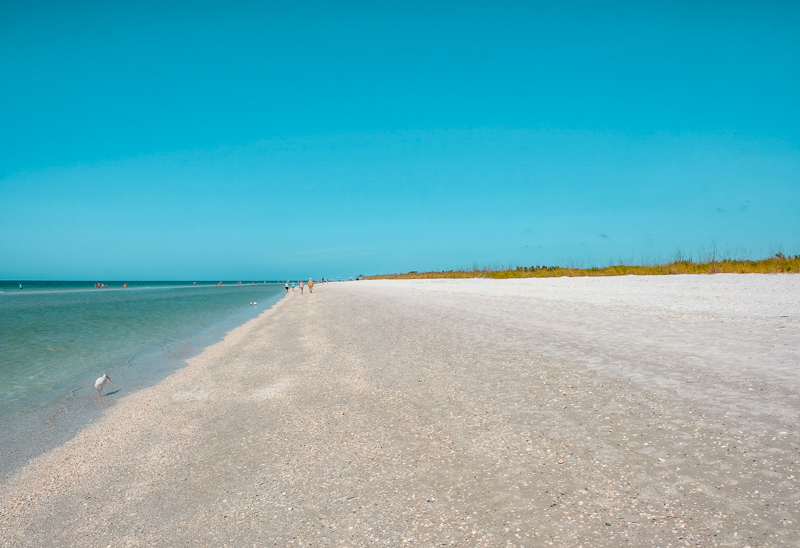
[{"left": 1, "top": 275, "right": 798, "bottom": 546}]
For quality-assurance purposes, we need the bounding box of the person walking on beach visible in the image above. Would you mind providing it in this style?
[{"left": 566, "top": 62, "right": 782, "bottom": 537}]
[
  {"left": 308, "top": 278, "right": 313, "bottom": 293},
  {"left": 299, "top": 281, "right": 304, "bottom": 294},
  {"left": 291, "top": 282, "right": 295, "bottom": 291},
  {"left": 284, "top": 282, "right": 289, "bottom": 292}
]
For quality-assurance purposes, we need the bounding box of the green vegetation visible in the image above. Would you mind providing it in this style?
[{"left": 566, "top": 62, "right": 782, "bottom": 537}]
[{"left": 367, "top": 253, "right": 800, "bottom": 280}]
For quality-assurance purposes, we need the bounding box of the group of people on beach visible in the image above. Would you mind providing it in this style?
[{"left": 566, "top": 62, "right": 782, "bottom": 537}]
[
  {"left": 94, "top": 282, "right": 108, "bottom": 288},
  {"left": 284, "top": 279, "right": 313, "bottom": 294},
  {"left": 285, "top": 278, "right": 328, "bottom": 294}
]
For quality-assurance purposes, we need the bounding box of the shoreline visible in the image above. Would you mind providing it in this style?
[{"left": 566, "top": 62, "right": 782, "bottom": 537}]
[
  {"left": 0, "top": 287, "right": 286, "bottom": 481},
  {"left": 1, "top": 276, "right": 798, "bottom": 546},
  {"left": 1, "top": 294, "right": 292, "bottom": 514}
]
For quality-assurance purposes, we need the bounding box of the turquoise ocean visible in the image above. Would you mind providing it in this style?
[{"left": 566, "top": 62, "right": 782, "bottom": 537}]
[{"left": 0, "top": 280, "right": 285, "bottom": 478}]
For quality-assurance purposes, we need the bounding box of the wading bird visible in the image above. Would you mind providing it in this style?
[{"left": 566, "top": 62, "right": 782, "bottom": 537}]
[{"left": 95, "top": 374, "right": 113, "bottom": 396}]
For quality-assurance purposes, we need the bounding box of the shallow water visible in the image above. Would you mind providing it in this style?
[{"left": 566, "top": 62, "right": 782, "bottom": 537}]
[{"left": 0, "top": 281, "right": 284, "bottom": 477}]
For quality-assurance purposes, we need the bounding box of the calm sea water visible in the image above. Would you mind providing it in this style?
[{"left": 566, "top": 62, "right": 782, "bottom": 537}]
[{"left": 0, "top": 280, "right": 285, "bottom": 477}]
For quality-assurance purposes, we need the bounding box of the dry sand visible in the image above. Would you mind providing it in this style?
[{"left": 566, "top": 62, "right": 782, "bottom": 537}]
[{"left": 1, "top": 275, "right": 798, "bottom": 547}]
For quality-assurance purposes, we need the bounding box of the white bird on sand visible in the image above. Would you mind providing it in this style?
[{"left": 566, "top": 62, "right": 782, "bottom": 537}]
[{"left": 95, "top": 374, "right": 113, "bottom": 396}]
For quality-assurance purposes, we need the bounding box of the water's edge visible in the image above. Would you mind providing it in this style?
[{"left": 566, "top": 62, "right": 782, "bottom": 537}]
[{"left": 0, "top": 290, "right": 286, "bottom": 480}]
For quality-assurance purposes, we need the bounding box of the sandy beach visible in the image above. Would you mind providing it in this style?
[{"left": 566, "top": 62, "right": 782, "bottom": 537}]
[{"left": 1, "top": 275, "right": 798, "bottom": 547}]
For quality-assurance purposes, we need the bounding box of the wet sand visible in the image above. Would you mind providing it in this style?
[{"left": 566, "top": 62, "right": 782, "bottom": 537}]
[{"left": 1, "top": 275, "right": 798, "bottom": 547}]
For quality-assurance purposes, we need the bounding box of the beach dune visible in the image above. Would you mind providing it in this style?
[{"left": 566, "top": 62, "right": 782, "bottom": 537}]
[{"left": 1, "top": 275, "right": 798, "bottom": 546}]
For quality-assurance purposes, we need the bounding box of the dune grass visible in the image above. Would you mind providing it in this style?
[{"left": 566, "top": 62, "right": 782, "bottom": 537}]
[{"left": 366, "top": 253, "right": 800, "bottom": 280}]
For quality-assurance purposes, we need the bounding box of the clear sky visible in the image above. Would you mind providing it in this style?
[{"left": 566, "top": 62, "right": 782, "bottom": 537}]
[{"left": 1, "top": 1, "right": 798, "bottom": 280}]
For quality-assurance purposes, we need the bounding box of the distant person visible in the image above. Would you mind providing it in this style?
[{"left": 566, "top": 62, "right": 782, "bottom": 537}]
[
  {"left": 19, "top": 283, "right": 23, "bottom": 289},
  {"left": 284, "top": 282, "right": 289, "bottom": 292},
  {"left": 218, "top": 282, "right": 222, "bottom": 287},
  {"left": 123, "top": 283, "right": 128, "bottom": 288},
  {"left": 299, "top": 281, "right": 304, "bottom": 294},
  {"left": 308, "top": 278, "right": 313, "bottom": 293},
  {"left": 291, "top": 282, "right": 295, "bottom": 291}
]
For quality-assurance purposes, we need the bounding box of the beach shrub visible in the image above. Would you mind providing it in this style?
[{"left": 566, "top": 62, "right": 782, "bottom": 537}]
[{"left": 366, "top": 253, "right": 800, "bottom": 280}]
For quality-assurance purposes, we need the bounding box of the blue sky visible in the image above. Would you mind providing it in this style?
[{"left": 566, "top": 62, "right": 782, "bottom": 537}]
[{"left": 1, "top": 1, "right": 798, "bottom": 280}]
